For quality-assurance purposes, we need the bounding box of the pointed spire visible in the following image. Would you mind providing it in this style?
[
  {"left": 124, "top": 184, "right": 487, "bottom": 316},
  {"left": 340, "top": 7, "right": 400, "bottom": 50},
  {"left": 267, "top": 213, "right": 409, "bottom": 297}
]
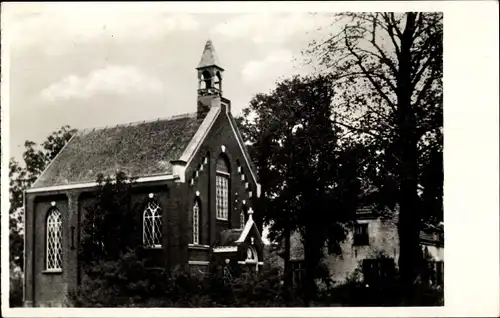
[{"left": 197, "top": 40, "right": 223, "bottom": 70}]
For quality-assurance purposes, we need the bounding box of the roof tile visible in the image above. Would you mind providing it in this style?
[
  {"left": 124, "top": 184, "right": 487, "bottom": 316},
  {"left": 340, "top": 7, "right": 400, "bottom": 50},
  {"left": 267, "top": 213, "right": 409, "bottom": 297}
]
[{"left": 32, "top": 113, "right": 204, "bottom": 188}]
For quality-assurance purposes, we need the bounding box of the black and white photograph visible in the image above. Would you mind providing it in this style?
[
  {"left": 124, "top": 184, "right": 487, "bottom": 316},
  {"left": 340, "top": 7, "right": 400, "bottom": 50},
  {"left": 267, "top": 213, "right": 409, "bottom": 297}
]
[{"left": 1, "top": 2, "right": 498, "bottom": 317}]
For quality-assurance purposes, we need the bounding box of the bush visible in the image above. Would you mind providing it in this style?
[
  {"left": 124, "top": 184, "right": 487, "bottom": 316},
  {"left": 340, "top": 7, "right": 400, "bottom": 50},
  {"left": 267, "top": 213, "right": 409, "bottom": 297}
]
[
  {"left": 10, "top": 267, "right": 24, "bottom": 307},
  {"left": 323, "top": 260, "right": 444, "bottom": 306},
  {"left": 72, "top": 253, "right": 304, "bottom": 308}
]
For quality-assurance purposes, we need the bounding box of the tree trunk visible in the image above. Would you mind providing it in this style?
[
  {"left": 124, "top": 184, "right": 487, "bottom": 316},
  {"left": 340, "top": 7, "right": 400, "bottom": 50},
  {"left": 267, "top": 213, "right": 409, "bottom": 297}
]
[
  {"left": 396, "top": 12, "right": 422, "bottom": 304},
  {"left": 283, "top": 218, "right": 292, "bottom": 303},
  {"left": 303, "top": 228, "right": 320, "bottom": 306}
]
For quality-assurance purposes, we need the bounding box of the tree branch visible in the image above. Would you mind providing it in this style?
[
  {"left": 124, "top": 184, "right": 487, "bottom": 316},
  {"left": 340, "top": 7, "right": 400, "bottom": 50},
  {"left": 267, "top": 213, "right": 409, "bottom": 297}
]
[
  {"left": 411, "top": 32, "right": 441, "bottom": 87},
  {"left": 411, "top": 55, "right": 435, "bottom": 88},
  {"left": 381, "top": 13, "right": 401, "bottom": 58},
  {"left": 369, "top": 13, "right": 399, "bottom": 75},
  {"left": 390, "top": 13, "right": 404, "bottom": 38},
  {"left": 344, "top": 29, "right": 397, "bottom": 112},
  {"left": 333, "top": 69, "right": 397, "bottom": 94},
  {"left": 412, "top": 14, "right": 443, "bottom": 42},
  {"left": 333, "top": 119, "right": 380, "bottom": 138},
  {"left": 412, "top": 66, "right": 438, "bottom": 108},
  {"left": 353, "top": 46, "right": 398, "bottom": 92}
]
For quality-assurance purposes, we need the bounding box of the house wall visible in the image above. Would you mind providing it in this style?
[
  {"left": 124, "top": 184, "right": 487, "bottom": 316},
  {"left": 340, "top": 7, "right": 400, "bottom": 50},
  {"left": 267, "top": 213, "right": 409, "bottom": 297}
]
[
  {"left": 282, "top": 210, "right": 444, "bottom": 288},
  {"left": 325, "top": 217, "right": 400, "bottom": 285},
  {"left": 422, "top": 244, "right": 444, "bottom": 262},
  {"left": 325, "top": 219, "right": 444, "bottom": 285}
]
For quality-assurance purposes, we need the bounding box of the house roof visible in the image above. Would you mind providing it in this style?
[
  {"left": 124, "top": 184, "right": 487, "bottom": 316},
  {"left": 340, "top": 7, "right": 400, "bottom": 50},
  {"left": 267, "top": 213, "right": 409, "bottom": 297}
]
[
  {"left": 32, "top": 113, "right": 204, "bottom": 188},
  {"left": 215, "top": 210, "right": 265, "bottom": 250},
  {"left": 197, "top": 40, "right": 223, "bottom": 70},
  {"left": 218, "top": 229, "right": 244, "bottom": 247}
]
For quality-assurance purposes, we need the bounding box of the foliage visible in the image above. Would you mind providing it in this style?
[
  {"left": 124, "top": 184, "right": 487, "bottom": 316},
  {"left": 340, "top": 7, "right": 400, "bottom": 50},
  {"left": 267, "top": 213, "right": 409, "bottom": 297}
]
[
  {"left": 236, "top": 74, "right": 368, "bottom": 301},
  {"left": 76, "top": 172, "right": 156, "bottom": 306},
  {"left": 325, "top": 253, "right": 443, "bottom": 306},
  {"left": 79, "top": 171, "right": 141, "bottom": 265},
  {"left": 9, "top": 266, "right": 24, "bottom": 307},
  {"left": 74, "top": 172, "right": 303, "bottom": 307},
  {"left": 9, "top": 125, "right": 77, "bottom": 270},
  {"left": 73, "top": 249, "right": 174, "bottom": 307},
  {"left": 303, "top": 12, "right": 443, "bottom": 288},
  {"left": 327, "top": 274, "right": 443, "bottom": 306},
  {"left": 73, "top": 171, "right": 440, "bottom": 307},
  {"left": 74, "top": 257, "right": 297, "bottom": 307},
  {"left": 77, "top": 172, "right": 279, "bottom": 307}
]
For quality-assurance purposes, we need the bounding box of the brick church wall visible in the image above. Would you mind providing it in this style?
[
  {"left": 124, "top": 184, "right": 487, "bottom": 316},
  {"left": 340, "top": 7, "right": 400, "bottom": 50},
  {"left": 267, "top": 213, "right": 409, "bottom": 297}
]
[
  {"left": 32, "top": 195, "right": 68, "bottom": 307},
  {"left": 24, "top": 100, "right": 260, "bottom": 307},
  {"left": 184, "top": 101, "right": 259, "bottom": 267},
  {"left": 26, "top": 180, "right": 189, "bottom": 306}
]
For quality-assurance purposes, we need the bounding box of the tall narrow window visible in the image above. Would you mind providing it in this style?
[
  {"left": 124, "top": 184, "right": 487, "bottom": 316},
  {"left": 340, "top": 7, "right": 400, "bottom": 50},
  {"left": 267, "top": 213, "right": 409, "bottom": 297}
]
[
  {"left": 216, "top": 155, "right": 230, "bottom": 220},
  {"left": 354, "top": 223, "right": 369, "bottom": 246},
  {"left": 193, "top": 201, "right": 200, "bottom": 245},
  {"left": 240, "top": 210, "right": 245, "bottom": 229},
  {"left": 143, "top": 200, "right": 163, "bottom": 248},
  {"left": 46, "top": 208, "right": 62, "bottom": 270}
]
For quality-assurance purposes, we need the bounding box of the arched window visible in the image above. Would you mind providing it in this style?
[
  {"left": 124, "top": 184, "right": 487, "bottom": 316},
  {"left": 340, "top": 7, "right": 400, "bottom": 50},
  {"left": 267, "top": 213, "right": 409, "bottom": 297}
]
[
  {"left": 216, "top": 155, "right": 230, "bottom": 220},
  {"left": 46, "top": 208, "right": 62, "bottom": 270},
  {"left": 240, "top": 209, "right": 245, "bottom": 229},
  {"left": 193, "top": 200, "right": 200, "bottom": 245},
  {"left": 143, "top": 200, "right": 163, "bottom": 248},
  {"left": 246, "top": 246, "right": 258, "bottom": 263}
]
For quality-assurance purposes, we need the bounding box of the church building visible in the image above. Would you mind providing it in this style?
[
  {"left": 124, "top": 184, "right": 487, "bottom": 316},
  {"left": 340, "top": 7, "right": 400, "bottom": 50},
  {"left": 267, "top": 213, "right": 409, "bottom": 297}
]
[{"left": 23, "top": 40, "right": 264, "bottom": 307}]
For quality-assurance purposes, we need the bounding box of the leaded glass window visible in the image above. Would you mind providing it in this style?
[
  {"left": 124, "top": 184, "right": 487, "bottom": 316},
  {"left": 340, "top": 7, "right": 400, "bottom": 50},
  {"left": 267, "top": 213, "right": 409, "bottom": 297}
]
[
  {"left": 216, "top": 176, "right": 229, "bottom": 219},
  {"left": 193, "top": 201, "right": 200, "bottom": 245},
  {"left": 46, "top": 208, "right": 62, "bottom": 270},
  {"left": 143, "top": 200, "right": 163, "bottom": 248},
  {"left": 216, "top": 156, "right": 230, "bottom": 220}
]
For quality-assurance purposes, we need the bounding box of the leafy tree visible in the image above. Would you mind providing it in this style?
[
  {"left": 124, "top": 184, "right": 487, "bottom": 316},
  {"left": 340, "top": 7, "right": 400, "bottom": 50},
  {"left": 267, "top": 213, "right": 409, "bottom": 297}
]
[
  {"left": 237, "top": 74, "right": 365, "bottom": 304},
  {"left": 76, "top": 171, "right": 149, "bottom": 305},
  {"left": 79, "top": 172, "right": 141, "bottom": 264},
  {"left": 303, "top": 12, "right": 443, "bottom": 295},
  {"left": 9, "top": 125, "right": 77, "bottom": 269}
]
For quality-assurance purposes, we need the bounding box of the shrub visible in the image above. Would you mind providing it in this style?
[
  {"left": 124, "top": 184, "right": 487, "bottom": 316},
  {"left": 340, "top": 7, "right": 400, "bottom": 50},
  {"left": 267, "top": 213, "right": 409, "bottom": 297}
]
[
  {"left": 9, "top": 267, "right": 24, "bottom": 307},
  {"left": 72, "top": 256, "right": 302, "bottom": 307},
  {"left": 323, "top": 256, "right": 444, "bottom": 306},
  {"left": 71, "top": 172, "right": 323, "bottom": 307}
]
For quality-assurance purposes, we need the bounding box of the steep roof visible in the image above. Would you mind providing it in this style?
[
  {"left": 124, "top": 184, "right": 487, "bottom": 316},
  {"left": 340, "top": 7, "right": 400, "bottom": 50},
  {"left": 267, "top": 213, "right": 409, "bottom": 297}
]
[
  {"left": 32, "top": 113, "right": 204, "bottom": 188},
  {"left": 197, "top": 40, "right": 223, "bottom": 70}
]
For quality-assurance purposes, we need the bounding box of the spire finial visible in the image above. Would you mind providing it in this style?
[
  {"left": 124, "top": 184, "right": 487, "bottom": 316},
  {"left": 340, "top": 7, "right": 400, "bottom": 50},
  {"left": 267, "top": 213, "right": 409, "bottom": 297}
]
[{"left": 197, "top": 39, "right": 223, "bottom": 70}]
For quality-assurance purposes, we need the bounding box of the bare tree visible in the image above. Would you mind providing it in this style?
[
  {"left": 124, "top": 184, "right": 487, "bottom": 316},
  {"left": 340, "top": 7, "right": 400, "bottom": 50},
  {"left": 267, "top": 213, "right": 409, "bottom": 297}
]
[{"left": 304, "top": 12, "right": 443, "bottom": 297}]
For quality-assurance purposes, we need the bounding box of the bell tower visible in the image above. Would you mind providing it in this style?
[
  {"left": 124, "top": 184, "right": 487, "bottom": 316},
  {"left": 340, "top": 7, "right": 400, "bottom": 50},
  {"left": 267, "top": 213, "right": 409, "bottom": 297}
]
[{"left": 196, "top": 40, "right": 224, "bottom": 117}]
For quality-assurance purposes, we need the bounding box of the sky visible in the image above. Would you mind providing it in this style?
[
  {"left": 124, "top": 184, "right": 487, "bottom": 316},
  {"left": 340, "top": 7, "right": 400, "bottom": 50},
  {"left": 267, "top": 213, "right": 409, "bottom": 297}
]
[{"left": 4, "top": 3, "right": 335, "bottom": 162}]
